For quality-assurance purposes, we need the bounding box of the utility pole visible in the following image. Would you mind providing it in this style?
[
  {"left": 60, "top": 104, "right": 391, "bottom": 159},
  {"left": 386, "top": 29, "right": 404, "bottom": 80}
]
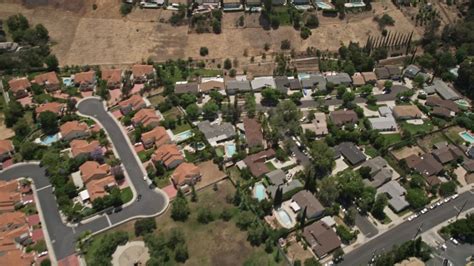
[
  {"left": 413, "top": 222, "right": 423, "bottom": 240},
  {"left": 456, "top": 200, "right": 468, "bottom": 220}
]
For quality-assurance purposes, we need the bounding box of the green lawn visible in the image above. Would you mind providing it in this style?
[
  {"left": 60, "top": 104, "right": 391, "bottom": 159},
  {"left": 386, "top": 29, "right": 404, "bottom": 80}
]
[
  {"left": 138, "top": 149, "right": 154, "bottom": 162},
  {"left": 401, "top": 121, "right": 434, "bottom": 135},
  {"left": 171, "top": 122, "right": 192, "bottom": 134},
  {"left": 148, "top": 94, "right": 165, "bottom": 107},
  {"left": 163, "top": 107, "right": 182, "bottom": 120},
  {"left": 269, "top": 6, "right": 294, "bottom": 26},
  {"left": 364, "top": 145, "right": 380, "bottom": 158},
  {"left": 190, "top": 68, "right": 223, "bottom": 77},
  {"left": 155, "top": 177, "right": 170, "bottom": 188},
  {"left": 383, "top": 133, "right": 402, "bottom": 146},
  {"left": 265, "top": 161, "right": 277, "bottom": 171},
  {"left": 120, "top": 187, "right": 133, "bottom": 203}
]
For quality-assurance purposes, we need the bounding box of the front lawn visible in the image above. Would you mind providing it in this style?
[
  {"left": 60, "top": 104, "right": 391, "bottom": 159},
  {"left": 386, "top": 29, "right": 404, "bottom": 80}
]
[
  {"left": 138, "top": 149, "right": 154, "bottom": 162},
  {"left": 364, "top": 145, "right": 380, "bottom": 158},
  {"left": 163, "top": 107, "right": 182, "bottom": 120},
  {"left": 401, "top": 121, "right": 434, "bottom": 135},
  {"left": 382, "top": 133, "right": 402, "bottom": 146},
  {"left": 148, "top": 94, "right": 165, "bottom": 107},
  {"left": 265, "top": 161, "right": 277, "bottom": 171},
  {"left": 190, "top": 68, "right": 223, "bottom": 78},
  {"left": 120, "top": 187, "right": 133, "bottom": 203}
]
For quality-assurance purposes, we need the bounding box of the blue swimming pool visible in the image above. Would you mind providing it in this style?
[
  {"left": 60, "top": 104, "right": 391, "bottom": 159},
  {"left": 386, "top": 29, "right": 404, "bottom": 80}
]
[
  {"left": 460, "top": 131, "right": 474, "bottom": 143},
  {"left": 38, "top": 133, "right": 60, "bottom": 146},
  {"left": 254, "top": 183, "right": 266, "bottom": 201},
  {"left": 276, "top": 209, "right": 293, "bottom": 228},
  {"left": 62, "top": 77, "right": 73, "bottom": 87},
  {"left": 174, "top": 130, "right": 193, "bottom": 142},
  {"left": 225, "top": 143, "right": 237, "bottom": 158}
]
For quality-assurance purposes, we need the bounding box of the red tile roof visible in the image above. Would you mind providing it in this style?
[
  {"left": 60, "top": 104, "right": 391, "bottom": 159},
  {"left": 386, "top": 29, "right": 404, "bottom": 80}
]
[
  {"left": 152, "top": 144, "right": 184, "bottom": 168},
  {"left": 243, "top": 117, "right": 264, "bottom": 147},
  {"left": 0, "top": 140, "right": 14, "bottom": 155},
  {"left": 35, "top": 102, "right": 64, "bottom": 116},
  {"left": 34, "top": 72, "right": 60, "bottom": 86},
  {"left": 172, "top": 162, "right": 200, "bottom": 186},
  {"left": 8, "top": 78, "right": 30, "bottom": 93},
  {"left": 74, "top": 71, "right": 95, "bottom": 84},
  {"left": 132, "top": 108, "right": 161, "bottom": 128},
  {"left": 27, "top": 214, "right": 40, "bottom": 227},
  {"left": 132, "top": 64, "right": 154, "bottom": 77},
  {"left": 70, "top": 139, "right": 100, "bottom": 158},
  {"left": 79, "top": 161, "right": 110, "bottom": 184}
]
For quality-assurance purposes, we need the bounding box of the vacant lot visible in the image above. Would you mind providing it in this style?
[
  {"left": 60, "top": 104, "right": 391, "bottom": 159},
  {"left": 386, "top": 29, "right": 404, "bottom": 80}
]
[
  {"left": 108, "top": 179, "right": 283, "bottom": 266},
  {"left": 0, "top": 0, "right": 420, "bottom": 67}
]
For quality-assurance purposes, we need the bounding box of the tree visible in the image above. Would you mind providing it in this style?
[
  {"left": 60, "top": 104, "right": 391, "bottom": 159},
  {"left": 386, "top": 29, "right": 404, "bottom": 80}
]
[
  {"left": 44, "top": 54, "right": 59, "bottom": 71},
  {"left": 300, "top": 27, "right": 311, "bottom": 40},
  {"left": 290, "top": 91, "right": 303, "bottom": 105},
  {"left": 38, "top": 111, "right": 58, "bottom": 135},
  {"left": 305, "top": 14, "right": 319, "bottom": 28},
  {"left": 263, "top": 0, "right": 272, "bottom": 12},
  {"left": 174, "top": 243, "right": 189, "bottom": 262},
  {"left": 197, "top": 208, "right": 214, "bottom": 224},
  {"left": 13, "top": 118, "right": 31, "bottom": 141},
  {"left": 224, "top": 58, "right": 232, "bottom": 70},
  {"left": 191, "top": 185, "right": 197, "bottom": 202},
  {"left": 406, "top": 188, "right": 429, "bottom": 209},
  {"left": 439, "top": 181, "right": 456, "bottom": 197},
  {"left": 120, "top": 3, "right": 133, "bottom": 16},
  {"left": 171, "top": 191, "right": 190, "bottom": 221},
  {"left": 371, "top": 193, "right": 388, "bottom": 220},
  {"left": 309, "top": 141, "right": 335, "bottom": 178},
  {"left": 220, "top": 208, "right": 233, "bottom": 221},
  {"left": 342, "top": 91, "right": 355, "bottom": 105},
  {"left": 185, "top": 103, "right": 200, "bottom": 121},
  {"left": 202, "top": 101, "right": 219, "bottom": 121},
  {"left": 244, "top": 93, "right": 256, "bottom": 118},
  {"left": 317, "top": 176, "right": 339, "bottom": 206},
  {"left": 4, "top": 101, "right": 24, "bottom": 127},
  {"left": 236, "top": 211, "right": 254, "bottom": 230},
  {"left": 261, "top": 88, "right": 279, "bottom": 106},
  {"left": 367, "top": 95, "right": 377, "bottom": 106},
  {"left": 377, "top": 14, "right": 395, "bottom": 29},
  {"left": 273, "top": 186, "right": 283, "bottom": 207},
  {"left": 212, "top": 19, "right": 222, "bottom": 34},
  {"left": 281, "top": 39, "right": 291, "bottom": 50},
  {"left": 358, "top": 166, "right": 371, "bottom": 179},
  {"left": 270, "top": 100, "right": 301, "bottom": 136},
  {"left": 299, "top": 206, "right": 307, "bottom": 229},
  {"left": 135, "top": 218, "right": 157, "bottom": 236},
  {"left": 199, "top": 47, "right": 209, "bottom": 56},
  {"left": 304, "top": 257, "right": 322, "bottom": 266}
]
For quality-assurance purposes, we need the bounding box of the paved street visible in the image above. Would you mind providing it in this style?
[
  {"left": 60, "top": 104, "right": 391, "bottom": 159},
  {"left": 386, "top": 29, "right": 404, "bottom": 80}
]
[
  {"left": 340, "top": 190, "right": 474, "bottom": 266},
  {"left": 0, "top": 98, "right": 169, "bottom": 261},
  {"left": 355, "top": 213, "right": 379, "bottom": 238}
]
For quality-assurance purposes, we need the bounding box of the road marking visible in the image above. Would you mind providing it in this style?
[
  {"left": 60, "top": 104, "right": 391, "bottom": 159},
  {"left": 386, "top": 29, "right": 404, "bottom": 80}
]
[
  {"left": 36, "top": 185, "right": 52, "bottom": 192},
  {"left": 72, "top": 227, "right": 76, "bottom": 234},
  {"left": 453, "top": 206, "right": 460, "bottom": 212},
  {"left": 105, "top": 215, "right": 112, "bottom": 226}
]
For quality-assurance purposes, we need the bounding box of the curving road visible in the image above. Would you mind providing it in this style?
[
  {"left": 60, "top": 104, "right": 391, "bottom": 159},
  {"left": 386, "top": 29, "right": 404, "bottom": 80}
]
[{"left": 0, "top": 97, "right": 169, "bottom": 261}]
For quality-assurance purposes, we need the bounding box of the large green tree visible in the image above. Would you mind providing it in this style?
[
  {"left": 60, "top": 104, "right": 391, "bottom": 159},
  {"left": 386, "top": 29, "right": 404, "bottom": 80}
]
[{"left": 38, "top": 111, "right": 59, "bottom": 135}]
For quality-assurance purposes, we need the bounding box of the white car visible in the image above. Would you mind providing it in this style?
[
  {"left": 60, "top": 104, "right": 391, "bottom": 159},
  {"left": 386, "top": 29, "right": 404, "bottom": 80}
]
[
  {"left": 441, "top": 244, "right": 447, "bottom": 250},
  {"left": 408, "top": 215, "right": 415, "bottom": 221},
  {"left": 429, "top": 204, "right": 436, "bottom": 210},
  {"left": 38, "top": 251, "right": 48, "bottom": 257},
  {"left": 452, "top": 193, "right": 459, "bottom": 200},
  {"left": 421, "top": 208, "right": 428, "bottom": 214},
  {"left": 450, "top": 237, "right": 459, "bottom": 245},
  {"left": 436, "top": 201, "right": 443, "bottom": 207}
]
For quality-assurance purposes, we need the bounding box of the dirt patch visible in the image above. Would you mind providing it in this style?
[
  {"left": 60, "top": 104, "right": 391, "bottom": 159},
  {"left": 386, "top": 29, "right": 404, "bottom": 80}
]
[
  {"left": 391, "top": 145, "right": 424, "bottom": 161},
  {"left": 416, "top": 132, "right": 448, "bottom": 152}
]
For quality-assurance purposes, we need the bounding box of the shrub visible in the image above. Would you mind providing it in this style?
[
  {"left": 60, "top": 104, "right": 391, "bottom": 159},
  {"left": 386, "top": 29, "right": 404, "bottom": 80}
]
[
  {"left": 197, "top": 208, "right": 214, "bottom": 224},
  {"left": 223, "top": 58, "right": 232, "bottom": 70},
  {"left": 135, "top": 218, "right": 157, "bottom": 236},
  {"left": 220, "top": 208, "right": 233, "bottom": 221},
  {"left": 120, "top": 3, "right": 133, "bottom": 16},
  {"left": 305, "top": 14, "right": 319, "bottom": 28},
  {"left": 300, "top": 27, "right": 311, "bottom": 40},
  {"left": 229, "top": 69, "right": 236, "bottom": 77},
  {"left": 199, "top": 47, "right": 209, "bottom": 56},
  {"left": 280, "top": 39, "right": 291, "bottom": 50}
]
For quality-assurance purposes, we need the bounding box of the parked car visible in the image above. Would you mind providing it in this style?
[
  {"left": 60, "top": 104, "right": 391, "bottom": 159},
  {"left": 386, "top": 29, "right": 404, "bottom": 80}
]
[{"left": 450, "top": 237, "right": 459, "bottom": 245}]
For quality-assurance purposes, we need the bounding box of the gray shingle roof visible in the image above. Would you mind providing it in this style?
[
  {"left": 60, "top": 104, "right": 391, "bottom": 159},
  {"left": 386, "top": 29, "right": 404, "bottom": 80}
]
[
  {"left": 326, "top": 73, "right": 352, "bottom": 85},
  {"left": 225, "top": 80, "right": 251, "bottom": 94},
  {"left": 334, "top": 142, "right": 366, "bottom": 165},
  {"left": 377, "top": 180, "right": 409, "bottom": 212},
  {"left": 197, "top": 121, "right": 236, "bottom": 142}
]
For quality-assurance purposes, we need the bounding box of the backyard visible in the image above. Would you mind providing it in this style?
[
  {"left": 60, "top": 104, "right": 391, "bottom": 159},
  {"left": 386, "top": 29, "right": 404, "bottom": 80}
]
[
  {"left": 106, "top": 179, "right": 283, "bottom": 265},
  {"left": 401, "top": 120, "right": 434, "bottom": 135}
]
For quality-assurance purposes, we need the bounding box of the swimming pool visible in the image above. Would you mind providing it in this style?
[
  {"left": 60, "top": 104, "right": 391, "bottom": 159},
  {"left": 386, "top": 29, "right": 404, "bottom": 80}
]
[
  {"left": 195, "top": 142, "right": 206, "bottom": 151},
  {"left": 254, "top": 183, "right": 266, "bottom": 201},
  {"left": 36, "top": 133, "right": 60, "bottom": 146},
  {"left": 62, "top": 77, "right": 73, "bottom": 87},
  {"left": 174, "top": 130, "right": 193, "bottom": 142},
  {"left": 456, "top": 99, "right": 470, "bottom": 110},
  {"left": 276, "top": 209, "right": 293, "bottom": 228},
  {"left": 460, "top": 131, "right": 474, "bottom": 143},
  {"left": 225, "top": 143, "right": 237, "bottom": 158},
  {"left": 315, "top": 1, "right": 333, "bottom": 9}
]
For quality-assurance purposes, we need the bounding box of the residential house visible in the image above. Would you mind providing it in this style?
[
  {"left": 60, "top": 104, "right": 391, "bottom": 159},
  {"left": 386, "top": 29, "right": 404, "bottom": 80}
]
[
  {"left": 195, "top": 0, "right": 221, "bottom": 8},
  {"left": 171, "top": 162, "right": 201, "bottom": 189},
  {"left": 303, "top": 221, "right": 342, "bottom": 259},
  {"left": 79, "top": 161, "right": 111, "bottom": 184},
  {"left": 199, "top": 77, "right": 224, "bottom": 94},
  {"left": 152, "top": 144, "right": 184, "bottom": 169},
  {"left": 361, "top": 72, "right": 377, "bottom": 84},
  {"left": 325, "top": 72, "right": 352, "bottom": 86},
  {"left": 0, "top": 180, "right": 21, "bottom": 213},
  {"left": 225, "top": 80, "right": 251, "bottom": 95},
  {"left": 301, "top": 74, "right": 326, "bottom": 91},
  {"left": 84, "top": 175, "right": 117, "bottom": 201},
  {"left": 403, "top": 65, "right": 420, "bottom": 79},
  {"left": 405, "top": 153, "right": 443, "bottom": 178},
  {"left": 8, "top": 78, "right": 30, "bottom": 99},
  {"left": 34, "top": 71, "right": 60, "bottom": 92},
  {"left": 432, "top": 145, "right": 463, "bottom": 164},
  {"left": 70, "top": 139, "right": 101, "bottom": 158},
  {"left": 74, "top": 71, "right": 96, "bottom": 91},
  {"left": 368, "top": 108, "right": 397, "bottom": 131},
  {"left": 141, "top": 126, "right": 170, "bottom": 149},
  {"left": 0, "top": 140, "right": 14, "bottom": 162},
  {"left": 60, "top": 121, "right": 90, "bottom": 141},
  {"left": 424, "top": 79, "right": 460, "bottom": 100},
  {"left": 240, "top": 149, "right": 276, "bottom": 177},
  {"left": 197, "top": 121, "right": 236, "bottom": 146},
  {"left": 291, "top": 190, "right": 325, "bottom": 219},
  {"left": 302, "top": 113, "right": 328, "bottom": 136},
  {"left": 360, "top": 156, "right": 394, "bottom": 188},
  {"left": 132, "top": 108, "right": 161, "bottom": 128},
  {"left": 266, "top": 169, "right": 303, "bottom": 198},
  {"left": 0, "top": 212, "right": 26, "bottom": 232},
  {"left": 271, "top": 0, "right": 286, "bottom": 5},
  {"left": 223, "top": 0, "right": 244, "bottom": 10},
  {"left": 118, "top": 95, "right": 147, "bottom": 115},
  {"left": 292, "top": 0, "right": 310, "bottom": 6},
  {"left": 425, "top": 96, "right": 459, "bottom": 117},
  {"left": 386, "top": 65, "right": 402, "bottom": 80},
  {"left": 377, "top": 180, "right": 409, "bottom": 212},
  {"left": 329, "top": 109, "right": 358, "bottom": 126},
  {"left": 101, "top": 69, "right": 123, "bottom": 89},
  {"left": 288, "top": 78, "right": 302, "bottom": 90},
  {"left": 274, "top": 76, "right": 290, "bottom": 94},
  {"left": 245, "top": 0, "right": 261, "bottom": 10},
  {"left": 175, "top": 82, "right": 199, "bottom": 94},
  {"left": 351, "top": 73, "right": 365, "bottom": 87},
  {"left": 334, "top": 142, "right": 367, "bottom": 165},
  {"left": 243, "top": 117, "right": 264, "bottom": 148},
  {"left": 251, "top": 76, "right": 276, "bottom": 91},
  {"left": 392, "top": 105, "right": 423, "bottom": 120},
  {"left": 35, "top": 102, "right": 64, "bottom": 117},
  {"left": 132, "top": 64, "right": 155, "bottom": 83}
]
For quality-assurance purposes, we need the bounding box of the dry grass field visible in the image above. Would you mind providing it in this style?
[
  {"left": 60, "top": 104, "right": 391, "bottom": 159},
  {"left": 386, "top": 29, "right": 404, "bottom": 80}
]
[{"left": 0, "top": 0, "right": 420, "bottom": 67}]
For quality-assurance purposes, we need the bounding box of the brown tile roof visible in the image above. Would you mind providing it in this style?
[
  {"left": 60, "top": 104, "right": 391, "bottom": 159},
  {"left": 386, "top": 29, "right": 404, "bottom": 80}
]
[
  {"left": 85, "top": 175, "right": 116, "bottom": 201},
  {"left": 141, "top": 126, "right": 170, "bottom": 147},
  {"left": 132, "top": 108, "right": 161, "bottom": 128},
  {"left": 393, "top": 105, "right": 423, "bottom": 119},
  {"left": 292, "top": 190, "right": 324, "bottom": 219},
  {"left": 8, "top": 78, "right": 30, "bottom": 93},
  {"left": 431, "top": 106, "right": 451, "bottom": 118},
  {"left": 35, "top": 102, "right": 64, "bottom": 116},
  {"left": 0, "top": 212, "right": 26, "bottom": 230},
  {"left": 405, "top": 154, "right": 443, "bottom": 177},
  {"left": 175, "top": 82, "right": 199, "bottom": 94},
  {"left": 0, "top": 140, "right": 14, "bottom": 156},
  {"left": 34, "top": 71, "right": 60, "bottom": 86},
  {"left": 74, "top": 71, "right": 95, "bottom": 84},
  {"left": 70, "top": 139, "right": 101, "bottom": 158},
  {"left": 303, "top": 221, "right": 341, "bottom": 258},
  {"left": 118, "top": 95, "right": 146, "bottom": 111},
  {"left": 200, "top": 80, "right": 224, "bottom": 93},
  {"left": 60, "top": 121, "right": 89, "bottom": 138},
  {"left": 172, "top": 162, "right": 200, "bottom": 186},
  {"left": 152, "top": 144, "right": 184, "bottom": 168},
  {"left": 243, "top": 117, "right": 264, "bottom": 147},
  {"left": 0, "top": 248, "right": 34, "bottom": 266},
  {"left": 101, "top": 69, "right": 122, "bottom": 85},
  {"left": 329, "top": 110, "right": 358, "bottom": 126},
  {"left": 432, "top": 146, "right": 455, "bottom": 164},
  {"left": 132, "top": 64, "right": 154, "bottom": 77},
  {"left": 0, "top": 180, "right": 20, "bottom": 213},
  {"left": 243, "top": 149, "right": 275, "bottom": 177},
  {"left": 351, "top": 73, "right": 365, "bottom": 86},
  {"left": 361, "top": 72, "right": 377, "bottom": 82},
  {"left": 425, "top": 96, "right": 459, "bottom": 113},
  {"left": 425, "top": 175, "right": 441, "bottom": 187},
  {"left": 79, "top": 161, "right": 110, "bottom": 184}
]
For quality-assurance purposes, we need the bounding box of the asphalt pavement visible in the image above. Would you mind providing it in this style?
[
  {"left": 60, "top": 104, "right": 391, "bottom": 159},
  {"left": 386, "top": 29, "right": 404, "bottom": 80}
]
[
  {"left": 355, "top": 213, "right": 379, "bottom": 238},
  {"left": 0, "top": 98, "right": 169, "bottom": 261},
  {"left": 340, "top": 190, "right": 474, "bottom": 266}
]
